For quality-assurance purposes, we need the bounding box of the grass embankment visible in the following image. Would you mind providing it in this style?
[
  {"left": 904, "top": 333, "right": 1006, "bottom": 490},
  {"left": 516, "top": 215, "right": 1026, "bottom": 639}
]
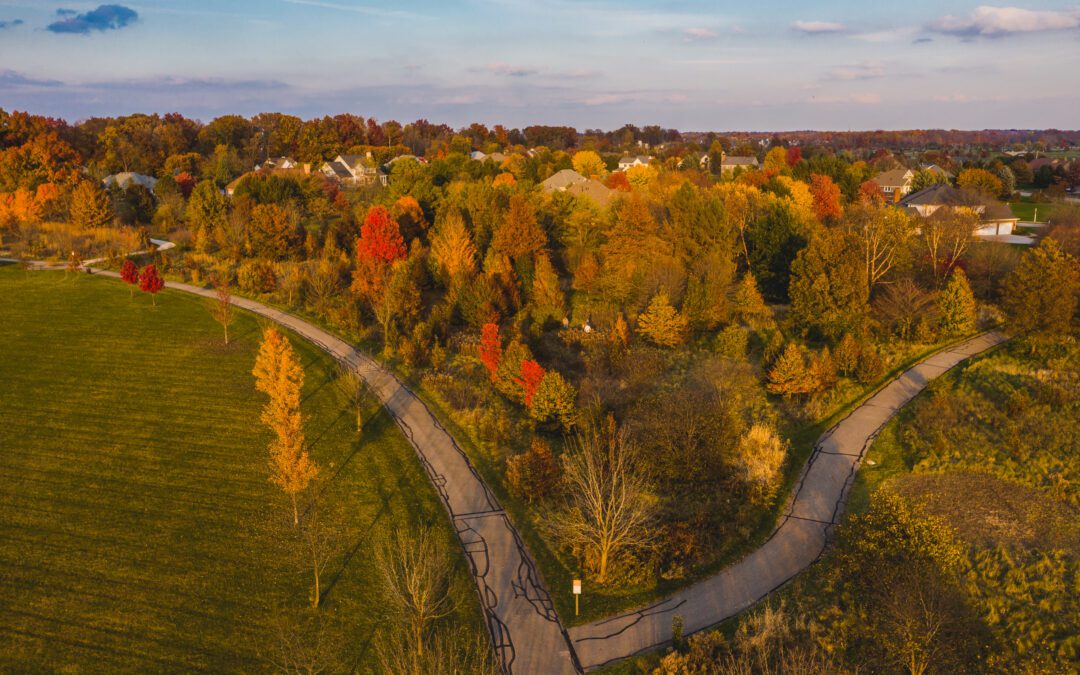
[{"left": 0, "top": 266, "right": 484, "bottom": 672}]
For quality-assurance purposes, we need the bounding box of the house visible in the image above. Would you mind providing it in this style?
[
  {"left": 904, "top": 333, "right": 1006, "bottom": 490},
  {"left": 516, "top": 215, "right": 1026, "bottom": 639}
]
[
  {"left": 564, "top": 179, "right": 615, "bottom": 207},
  {"left": 471, "top": 151, "right": 507, "bottom": 164},
  {"left": 541, "top": 169, "right": 588, "bottom": 192},
  {"left": 320, "top": 153, "right": 388, "bottom": 187},
  {"left": 898, "top": 184, "right": 1019, "bottom": 239},
  {"left": 872, "top": 168, "right": 915, "bottom": 199},
  {"left": 255, "top": 156, "right": 298, "bottom": 172},
  {"left": 618, "top": 155, "right": 652, "bottom": 171},
  {"left": 102, "top": 172, "right": 157, "bottom": 192},
  {"left": 718, "top": 152, "right": 759, "bottom": 174}
]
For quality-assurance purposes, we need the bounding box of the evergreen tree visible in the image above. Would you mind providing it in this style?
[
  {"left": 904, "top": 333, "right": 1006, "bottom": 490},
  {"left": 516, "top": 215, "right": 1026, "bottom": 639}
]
[
  {"left": 70, "top": 180, "right": 113, "bottom": 229},
  {"left": 937, "top": 268, "right": 977, "bottom": 336},
  {"left": 637, "top": 293, "right": 688, "bottom": 348},
  {"left": 766, "top": 343, "right": 809, "bottom": 396},
  {"left": 1003, "top": 238, "right": 1079, "bottom": 347},
  {"left": 529, "top": 253, "right": 565, "bottom": 327},
  {"left": 733, "top": 272, "right": 771, "bottom": 328}
]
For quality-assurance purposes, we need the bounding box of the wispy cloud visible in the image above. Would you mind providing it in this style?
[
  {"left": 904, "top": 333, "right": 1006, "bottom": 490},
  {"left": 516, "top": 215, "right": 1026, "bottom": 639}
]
[
  {"left": 792, "top": 20, "right": 846, "bottom": 34},
  {"left": 683, "top": 27, "right": 718, "bottom": 41},
  {"left": 478, "top": 62, "right": 541, "bottom": 78},
  {"left": 278, "top": 0, "right": 420, "bottom": 20},
  {"left": 928, "top": 5, "right": 1080, "bottom": 38},
  {"left": 0, "top": 18, "right": 24, "bottom": 30},
  {"left": 850, "top": 25, "right": 920, "bottom": 42},
  {"left": 47, "top": 5, "right": 138, "bottom": 34},
  {"left": 810, "top": 93, "right": 882, "bottom": 105},
  {"left": 0, "top": 70, "right": 63, "bottom": 87},
  {"left": 825, "top": 62, "right": 886, "bottom": 81}
]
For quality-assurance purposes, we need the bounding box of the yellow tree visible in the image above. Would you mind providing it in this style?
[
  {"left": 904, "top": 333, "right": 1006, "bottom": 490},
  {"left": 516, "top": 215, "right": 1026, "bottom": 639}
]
[
  {"left": 253, "top": 327, "right": 319, "bottom": 526},
  {"left": 572, "top": 150, "right": 607, "bottom": 179},
  {"left": 637, "top": 293, "right": 688, "bottom": 347}
]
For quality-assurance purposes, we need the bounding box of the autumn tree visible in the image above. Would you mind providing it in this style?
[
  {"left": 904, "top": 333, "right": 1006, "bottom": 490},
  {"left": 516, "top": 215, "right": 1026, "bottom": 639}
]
[
  {"left": 529, "top": 252, "right": 565, "bottom": 327},
  {"left": 138, "top": 264, "right": 164, "bottom": 306},
  {"left": 789, "top": 228, "right": 869, "bottom": 340},
  {"left": 547, "top": 418, "right": 657, "bottom": 583},
  {"left": 209, "top": 278, "right": 235, "bottom": 345},
  {"left": 766, "top": 343, "right": 809, "bottom": 396},
  {"left": 636, "top": 293, "right": 688, "bottom": 347},
  {"left": 1003, "top": 238, "right": 1078, "bottom": 348},
  {"left": 371, "top": 256, "right": 421, "bottom": 352},
  {"left": 874, "top": 278, "right": 936, "bottom": 341},
  {"left": 733, "top": 272, "right": 772, "bottom": 328},
  {"left": 429, "top": 210, "right": 477, "bottom": 288},
  {"left": 252, "top": 327, "right": 319, "bottom": 526},
  {"left": 491, "top": 194, "right": 546, "bottom": 262},
  {"left": 517, "top": 359, "right": 546, "bottom": 407},
  {"left": 572, "top": 150, "right": 607, "bottom": 179},
  {"left": 506, "top": 437, "right": 562, "bottom": 503},
  {"left": 350, "top": 205, "right": 407, "bottom": 300},
  {"left": 250, "top": 203, "right": 300, "bottom": 259},
  {"left": 479, "top": 322, "right": 502, "bottom": 381},
  {"left": 733, "top": 424, "right": 787, "bottom": 503},
  {"left": 957, "top": 168, "right": 1003, "bottom": 198},
  {"left": 937, "top": 268, "right": 977, "bottom": 337},
  {"left": 809, "top": 173, "right": 843, "bottom": 221},
  {"left": 120, "top": 259, "right": 139, "bottom": 298},
  {"left": 70, "top": 180, "right": 113, "bottom": 229},
  {"left": 187, "top": 180, "right": 228, "bottom": 252},
  {"left": 529, "top": 370, "right": 577, "bottom": 430}
]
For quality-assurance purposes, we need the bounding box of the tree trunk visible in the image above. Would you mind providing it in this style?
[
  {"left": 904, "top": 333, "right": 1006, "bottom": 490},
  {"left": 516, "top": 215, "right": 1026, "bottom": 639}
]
[
  {"left": 311, "top": 548, "right": 320, "bottom": 609},
  {"left": 224, "top": 323, "right": 229, "bottom": 345},
  {"left": 291, "top": 493, "right": 299, "bottom": 527},
  {"left": 598, "top": 544, "right": 609, "bottom": 583}
]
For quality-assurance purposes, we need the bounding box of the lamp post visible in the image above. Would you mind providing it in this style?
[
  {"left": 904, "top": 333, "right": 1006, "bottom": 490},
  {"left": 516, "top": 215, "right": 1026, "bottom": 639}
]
[{"left": 573, "top": 579, "right": 581, "bottom": 617}]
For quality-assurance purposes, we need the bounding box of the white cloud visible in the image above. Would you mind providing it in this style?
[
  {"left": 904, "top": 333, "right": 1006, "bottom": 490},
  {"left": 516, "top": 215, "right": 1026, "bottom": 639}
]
[
  {"left": 792, "top": 20, "right": 846, "bottom": 34},
  {"left": 928, "top": 5, "right": 1080, "bottom": 37},
  {"left": 850, "top": 25, "right": 920, "bottom": 42}
]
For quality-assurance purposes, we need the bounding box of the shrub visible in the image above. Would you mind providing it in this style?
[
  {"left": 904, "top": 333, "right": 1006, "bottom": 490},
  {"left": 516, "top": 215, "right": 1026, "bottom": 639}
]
[
  {"left": 237, "top": 259, "right": 278, "bottom": 294},
  {"left": 714, "top": 325, "right": 749, "bottom": 359},
  {"left": 505, "top": 438, "right": 561, "bottom": 503},
  {"left": 856, "top": 344, "right": 884, "bottom": 384}
]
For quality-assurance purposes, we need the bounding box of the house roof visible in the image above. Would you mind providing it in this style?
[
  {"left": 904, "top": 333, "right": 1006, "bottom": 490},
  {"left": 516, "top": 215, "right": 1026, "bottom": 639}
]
[
  {"left": 618, "top": 155, "right": 651, "bottom": 165},
  {"left": 873, "top": 168, "right": 914, "bottom": 187},
  {"left": 102, "top": 172, "right": 157, "bottom": 191},
  {"left": 721, "top": 156, "right": 758, "bottom": 167},
  {"left": 564, "top": 178, "right": 614, "bottom": 206},
  {"left": 322, "top": 162, "right": 351, "bottom": 178},
  {"left": 922, "top": 164, "right": 953, "bottom": 179},
  {"left": 899, "top": 183, "right": 1017, "bottom": 222},
  {"left": 541, "top": 168, "right": 587, "bottom": 191}
]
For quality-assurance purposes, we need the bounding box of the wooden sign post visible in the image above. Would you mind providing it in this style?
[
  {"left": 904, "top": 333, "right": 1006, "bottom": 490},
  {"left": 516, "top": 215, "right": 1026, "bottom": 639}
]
[{"left": 573, "top": 579, "right": 581, "bottom": 616}]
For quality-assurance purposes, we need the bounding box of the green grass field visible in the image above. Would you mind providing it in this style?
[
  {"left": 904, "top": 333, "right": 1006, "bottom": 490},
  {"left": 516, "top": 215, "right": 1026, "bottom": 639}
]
[
  {"left": 0, "top": 266, "right": 483, "bottom": 671},
  {"left": 1009, "top": 201, "right": 1053, "bottom": 222}
]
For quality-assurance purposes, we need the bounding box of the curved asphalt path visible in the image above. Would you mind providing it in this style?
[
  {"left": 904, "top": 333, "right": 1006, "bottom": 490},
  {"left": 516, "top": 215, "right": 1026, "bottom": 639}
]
[
  {"left": 568, "top": 331, "right": 1007, "bottom": 670},
  {"left": 45, "top": 262, "right": 1005, "bottom": 673},
  {"left": 81, "top": 269, "right": 581, "bottom": 675}
]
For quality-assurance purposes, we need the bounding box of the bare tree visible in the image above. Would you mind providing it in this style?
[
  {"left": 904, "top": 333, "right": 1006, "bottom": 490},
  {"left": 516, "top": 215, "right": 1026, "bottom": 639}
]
[
  {"left": 300, "top": 501, "right": 336, "bottom": 610},
  {"left": 843, "top": 203, "right": 915, "bottom": 294},
  {"left": 547, "top": 416, "right": 657, "bottom": 583},
  {"left": 375, "top": 631, "right": 498, "bottom": 675},
  {"left": 210, "top": 278, "right": 236, "bottom": 345},
  {"left": 375, "top": 530, "right": 456, "bottom": 660},
  {"left": 333, "top": 363, "right": 371, "bottom": 434},
  {"left": 921, "top": 209, "right": 979, "bottom": 286},
  {"left": 264, "top": 609, "right": 342, "bottom": 675}
]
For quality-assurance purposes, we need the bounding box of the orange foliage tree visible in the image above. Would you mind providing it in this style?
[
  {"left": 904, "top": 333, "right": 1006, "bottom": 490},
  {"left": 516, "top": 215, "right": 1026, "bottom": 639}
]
[
  {"left": 480, "top": 322, "right": 502, "bottom": 381},
  {"left": 810, "top": 173, "right": 843, "bottom": 221}
]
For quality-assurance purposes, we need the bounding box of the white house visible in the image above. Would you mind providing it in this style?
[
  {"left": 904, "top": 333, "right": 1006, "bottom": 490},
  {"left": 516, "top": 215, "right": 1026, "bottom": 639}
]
[
  {"left": 256, "top": 156, "right": 298, "bottom": 172},
  {"left": 898, "top": 184, "right": 1019, "bottom": 239},
  {"left": 321, "top": 153, "right": 387, "bottom": 187},
  {"left": 618, "top": 155, "right": 652, "bottom": 171}
]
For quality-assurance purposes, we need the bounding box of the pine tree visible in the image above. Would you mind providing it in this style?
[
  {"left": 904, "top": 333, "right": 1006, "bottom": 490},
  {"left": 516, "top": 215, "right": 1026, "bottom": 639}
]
[
  {"left": 835, "top": 333, "right": 861, "bottom": 377},
  {"left": 937, "top": 268, "right": 977, "bottom": 337},
  {"left": 529, "top": 371, "right": 577, "bottom": 430},
  {"left": 637, "top": 293, "right": 688, "bottom": 348},
  {"left": 529, "top": 253, "right": 565, "bottom": 327},
  {"left": 1003, "top": 238, "right": 1078, "bottom": 348},
  {"left": 70, "top": 180, "right": 113, "bottom": 229},
  {"left": 766, "top": 343, "right": 809, "bottom": 396},
  {"left": 733, "top": 272, "right": 771, "bottom": 328}
]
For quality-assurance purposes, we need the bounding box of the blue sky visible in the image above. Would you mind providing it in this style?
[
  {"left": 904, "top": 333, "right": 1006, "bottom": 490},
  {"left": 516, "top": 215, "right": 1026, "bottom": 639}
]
[{"left": 1, "top": 0, "right": 1079, "bottom": 129}]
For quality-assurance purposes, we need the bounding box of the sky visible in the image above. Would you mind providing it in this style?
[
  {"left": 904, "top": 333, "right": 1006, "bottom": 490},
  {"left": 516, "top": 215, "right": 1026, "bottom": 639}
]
[{"left": 1, "top": 0, "right": 1079, "bottom": 130}]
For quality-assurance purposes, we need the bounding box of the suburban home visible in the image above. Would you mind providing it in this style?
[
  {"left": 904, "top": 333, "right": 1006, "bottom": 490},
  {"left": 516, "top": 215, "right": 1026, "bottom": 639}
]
[
  {"left": 872, "top": 168, "right": 915, "bottom": 199},
  {"left": 470, "top": 151, "right": 508, "bottom": 164},
  {"left": 718, "top": 152, "right": 759, "bottom": 174},
  {"left": 321, "top": 153, "right": 388, "bottom": 187},
  {"left": 618, "top": 155, "right": 652, "bottom": 171},
  {"left": 541, "top": 169, "right": 588, "bottom": 192},
  {"left": 564, "top": 179, "right": 615, "bottom": 207},
  {"left": 898, "top": 183, "right": 1019, "bottom": 239},
  {"left": 922, "top": 164, "right": 953, "bottom": 180},
  {"left": 255, "top": 156, "right": 298, "bottom": 171},
  {"left": 102, "top": 172, "right": 157, "bottom": 192}
]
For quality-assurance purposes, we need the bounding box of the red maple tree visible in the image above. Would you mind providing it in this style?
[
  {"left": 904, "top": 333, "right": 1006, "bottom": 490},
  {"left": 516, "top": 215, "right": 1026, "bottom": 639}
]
[
  {"left": 358, "top": 206, "right": 406, "bottom": 263},
  {"left": 138, "top": 264, "right": 164, "bottom": 305},
  {"left": 517, "top": 359, "right": 546, "bottom": 408},
  {"left": 173, "top": 172, "right": 196, "bottom": 199},
  {"left": 120, "top": 259, "right": 139, "bottom": 297},
  {"left": 809, "top": 173, "right": 843, "bottom": 221},
  {"left": 480, "top": 323, "right": 502, "bottom": 381}
]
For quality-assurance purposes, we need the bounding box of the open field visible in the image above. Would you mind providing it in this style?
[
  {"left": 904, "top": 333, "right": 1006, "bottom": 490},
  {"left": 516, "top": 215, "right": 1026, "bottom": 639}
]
[
  {"left": 0, "top": 266, "right": 483, "bottom": 672},
  {"left": 1008, "top": 200, "right": 1053, "bottom": 222}
]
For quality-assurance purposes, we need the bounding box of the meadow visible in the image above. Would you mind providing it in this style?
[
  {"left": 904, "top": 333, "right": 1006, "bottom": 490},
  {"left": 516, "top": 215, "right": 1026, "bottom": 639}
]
[{"left": 0, "top": 265, "right": 483, "bottom": 672}]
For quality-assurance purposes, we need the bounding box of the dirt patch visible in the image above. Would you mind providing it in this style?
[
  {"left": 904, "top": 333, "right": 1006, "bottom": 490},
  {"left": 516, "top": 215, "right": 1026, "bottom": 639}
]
[{"left": 890, "top": 471, "right": 1080, "bottom": 554}]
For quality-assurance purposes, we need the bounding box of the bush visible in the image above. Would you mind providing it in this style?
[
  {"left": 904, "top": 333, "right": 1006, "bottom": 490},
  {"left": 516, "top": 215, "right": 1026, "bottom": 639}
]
[
  {"left": 714, "top": 325, "right": 749, "bottom": 359},
  {"left": 237, "top": 259, "right": 278, "bottom": 294},
  {"left": 855, "top": 344, "right": 884, "bottom": 384},
  {"left": 505, "top": 437, "right": 561, "bottom": 503}
]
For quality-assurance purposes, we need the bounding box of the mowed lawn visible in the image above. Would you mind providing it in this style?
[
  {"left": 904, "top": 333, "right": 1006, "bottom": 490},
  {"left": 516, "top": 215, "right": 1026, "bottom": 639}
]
[{"left": 0, "top": 266, "right": 483, "bottom": 672}]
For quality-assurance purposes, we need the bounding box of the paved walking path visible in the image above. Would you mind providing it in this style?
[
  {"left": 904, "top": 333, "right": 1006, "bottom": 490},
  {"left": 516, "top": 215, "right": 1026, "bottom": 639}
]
[
  {"left": 568, "top": 331, "right": 1007, "bottom": 670},
  {"left": 39, "top": 261, "right": 1006, "bottom": 673},
  {"left": 83, "top": 270, "right": 581, "bottom": 675}
]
